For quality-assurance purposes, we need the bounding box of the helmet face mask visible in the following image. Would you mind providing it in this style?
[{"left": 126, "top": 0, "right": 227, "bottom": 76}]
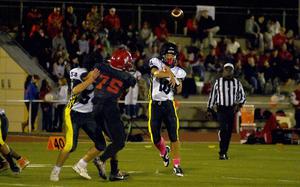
[
  {"left": 164, "top": 53, "right": 176, "bottom": 67},
  {"left": 160, "top": 42, "right": 178, "bottom": 68}
]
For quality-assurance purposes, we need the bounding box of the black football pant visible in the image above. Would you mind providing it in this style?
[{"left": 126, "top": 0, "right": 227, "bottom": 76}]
[
  {"left": 93, "top": 101, "right": 126, "bottom": 162},
  {"left": 148, "top": 100, "right": 179, "bottom": 144},
  {"left": 217, "top": 106, "right": 235, "bottom": 155}
]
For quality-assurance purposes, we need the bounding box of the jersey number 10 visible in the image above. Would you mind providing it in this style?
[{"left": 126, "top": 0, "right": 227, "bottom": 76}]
[{"left": 159, "top": 79, "right": 171, "bottom": 94}]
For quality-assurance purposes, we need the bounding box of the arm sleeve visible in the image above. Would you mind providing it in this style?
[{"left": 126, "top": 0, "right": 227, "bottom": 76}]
[{"left": 207, "top": 79, "right": 219, "bottom": 109}]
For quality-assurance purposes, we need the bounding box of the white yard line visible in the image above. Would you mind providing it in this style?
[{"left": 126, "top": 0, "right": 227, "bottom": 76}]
[
  {"left": 222, "top": 176, "right": 300, "bottom": 184},
  {"left": 0, "top": 183, "right": 64, "bottom": 187}
]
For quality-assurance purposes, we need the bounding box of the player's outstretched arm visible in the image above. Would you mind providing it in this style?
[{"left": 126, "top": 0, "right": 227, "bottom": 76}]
[{"left": 72, "top": 69, "right": 100, "bottom": 95}]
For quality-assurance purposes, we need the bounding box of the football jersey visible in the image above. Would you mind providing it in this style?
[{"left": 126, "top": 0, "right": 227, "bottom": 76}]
[
  {"left": 93, "top": 62, "right": 136, "bottom": 103},
  {"left": 149, "top": 57, "right": 186, "bottom": 101},
  {"left": 67, "top": 68, "right": 94, "bottom": 113}
]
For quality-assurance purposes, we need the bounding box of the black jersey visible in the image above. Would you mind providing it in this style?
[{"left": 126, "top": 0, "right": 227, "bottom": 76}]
[{"left": 93, "top": 63, "right": 136, "bottom": 103}]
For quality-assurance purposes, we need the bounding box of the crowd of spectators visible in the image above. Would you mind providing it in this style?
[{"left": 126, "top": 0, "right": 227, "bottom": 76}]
[{"left": 11, "top": 5, "right": 300, "bottom": 131}]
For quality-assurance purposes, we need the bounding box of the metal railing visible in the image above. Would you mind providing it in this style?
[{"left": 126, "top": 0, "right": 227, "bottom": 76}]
[
  {"left": 0, "top": 0, "right": 298, "bottom": 35},
  {"left": 0, "top": 99, "right": 292, "bottom": 133}
]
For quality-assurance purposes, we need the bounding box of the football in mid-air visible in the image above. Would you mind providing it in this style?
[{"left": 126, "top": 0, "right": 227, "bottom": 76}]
[{"left": 171, "top": 7, "right": 184, "bottom": 20}]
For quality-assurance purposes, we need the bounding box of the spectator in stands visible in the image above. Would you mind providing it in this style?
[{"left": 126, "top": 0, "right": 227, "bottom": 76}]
[
  {"left": 186, "top": 16, "right": 198, "bottom": 44},
  {"left": 66, "top": 5, "right": 77, "bottom": 27},
  {"left": 267, "top": 18, "right": 281, "bottom": 36},
  {"left": 53, "top": 78, "right": 68, "bottom": 132},
  {"left": 286, "top": 29, "right": 295, "bottom": 53},
  {"left": 78, "top": 33, "right": 89, "bottom": 55},
  {"left": 234, "top": 60, "right": 254, "bottom": 94},
  {"left": 290, "top": 80, "right": 300, "bottom": 128},
  {"left": 98, "top": 28, "right": 112, "bottom": 58},
  {"left": 245, "top": 15, "right": 263, "bottom": 50},
  {"left": 89, "top": 32, "right": 100, "bottom": 53},
  {"left": 226, "top": 36, "right": 240, "bottom": 55},
  {"left": 39, "top": 79, "right": 52, "bottom": 132},
  {"left": 154, "top": 19, "right": 169, "bottom": 44},
  {"left": 16, "top": 28, "right": 29, "bottom": 50},
  {"left": 187, "top": 46, "right": 205, "bottom": 81},
  {"left": 197, "top": 9, "right": 220, "bottom": 47},
  {"left": 66, "top": 32, "right": 79, "bottom": 58},
  {"left": 204, "top": 47, "right": 220, "bottom": 83},
  {"left": 52, "top": 31, "right": 66, "bottom": 52},
  {"left": 124, "top": 23, "right": 139, "bottom": 46},
  {"left": 257, "top": 15, "right": 267, "bottom": 34},
  {"left": 279, "top": 43, "right": 293, "bottom": 62},
  {"left": 139, "top": 21, "right": 155, "bottom": 49},
  {"left": 244, "top": 56, "right": 260, "bottom": 93},
  {"left": 47, "top": 7, "right": 64, "bottom": 38},
  {"left": 291, "top": 57, "right": 300, "bottom": 81},
  {"left": 64, "top": 6, "right": 77, "bottom": 39},
  {"left": 25, "top": 8, "right": 42, "bottom": 35},
  {"left": 23, "top": 75, "right": 40, "bottom": 132},
  {"left": 103, "top": 7, "right": 122, "bottom": 46},
  {"left": 181, "top": 60, "right": 196, "bottom": 98},
  {"left": 215, "top": 36, "right": 227, "bottom": 57},
  {"left": 86, "top": 5, "right": 101, "bottom": 31},
  {"left": 52, "top": 56, "right": 66, "bottom": 81},
  {"left": 273, "top": 27, "right": 287, "bottom": 50}
]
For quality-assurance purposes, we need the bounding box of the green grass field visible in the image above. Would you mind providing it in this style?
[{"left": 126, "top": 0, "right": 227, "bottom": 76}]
[{"left": 0, "top": 141, "right": 299, "bottom": 187}]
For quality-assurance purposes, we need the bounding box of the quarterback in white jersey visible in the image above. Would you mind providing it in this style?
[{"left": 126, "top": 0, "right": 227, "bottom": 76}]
[
  {"left": 50, "top": 66, "right": 106, "bottom": 182},
  {"left": 148, "top": 42, "right": 186, "bottom": 177}
]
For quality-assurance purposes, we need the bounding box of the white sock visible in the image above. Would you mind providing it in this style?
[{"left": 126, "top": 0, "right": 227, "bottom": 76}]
[
  {"left": 53, "top": 166, "right": 61, "bottom": 173},
  {"left": 78, "top": 159, "right": 87, "bottom": 168}
]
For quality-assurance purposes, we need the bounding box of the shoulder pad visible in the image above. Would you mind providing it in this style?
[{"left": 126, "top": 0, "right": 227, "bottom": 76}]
[
  {"left": 149, "top": 58, "right": 163, "bottom": 70},
  {"left": 70, "top": 68, "right": 87, "bottom": 81},
  {"left": 171, "top": 67, "right": 186, "bottom": 79}
]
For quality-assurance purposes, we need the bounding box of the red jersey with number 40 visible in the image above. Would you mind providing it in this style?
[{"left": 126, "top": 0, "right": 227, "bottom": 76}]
[{"left": 93, "top": 62, "right": 136, "bottom": 102}]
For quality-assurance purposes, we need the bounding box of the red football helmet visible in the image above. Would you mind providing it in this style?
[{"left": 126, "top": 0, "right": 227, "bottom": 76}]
[{"left": 109, "top": 49, "right": 133, "bottom": 71}]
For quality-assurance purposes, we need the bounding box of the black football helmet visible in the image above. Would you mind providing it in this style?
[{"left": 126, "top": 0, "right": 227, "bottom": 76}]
[{"left": 159, "top": 42, "right": 178, "bottom": 67}]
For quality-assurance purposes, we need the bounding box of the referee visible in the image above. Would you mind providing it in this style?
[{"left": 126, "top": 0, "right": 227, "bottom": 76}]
[{"left": 207, "top": 63, "right": 246, "bottom": 160}]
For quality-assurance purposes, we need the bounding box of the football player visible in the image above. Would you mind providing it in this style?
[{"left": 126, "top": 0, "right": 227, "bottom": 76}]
[
  {"left": 0, "top": 108, "right": 30, "bottom": 174},
  {"left": 92, "top": 48, "right": 136, "bottom": 181},
  {"left": 148, "top": 42, "right": 186, "bottom": 177},
  {"left": 50, "top": 59, "right": 106, "bottom": 181}
]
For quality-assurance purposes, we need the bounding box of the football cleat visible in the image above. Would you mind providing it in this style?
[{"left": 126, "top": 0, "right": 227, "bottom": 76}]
[
  {"left": 17, "top": 157, "right": 30, "bottom": 170},
  {"left": 173, "top": 166, "right": 184, "bottom": 177},
  {"left": 109, "top": 170, "right": 129, "bottom": 181},
  {"left": 219, "top": 154, "right": 229, "bottom": 160},
  {"left": 50, "top": 168, "right": 60, "bottom": 182},
  {"left": 10, "top": 164, "right": 20, "bottom": 175},
  {"left": 72, "top": 164, "right": 91, "bottom": 180},
  {"left": 93, "top": 157, "right": 107, "bottom": 180},
  {"left": 161, "top": 146, "right": 171, "bottom": 167}
]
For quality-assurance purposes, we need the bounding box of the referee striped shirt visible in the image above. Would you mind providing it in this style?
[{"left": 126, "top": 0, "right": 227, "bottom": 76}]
[{"left": 207, "top": 77, "right": 246, "bottom": 109}]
